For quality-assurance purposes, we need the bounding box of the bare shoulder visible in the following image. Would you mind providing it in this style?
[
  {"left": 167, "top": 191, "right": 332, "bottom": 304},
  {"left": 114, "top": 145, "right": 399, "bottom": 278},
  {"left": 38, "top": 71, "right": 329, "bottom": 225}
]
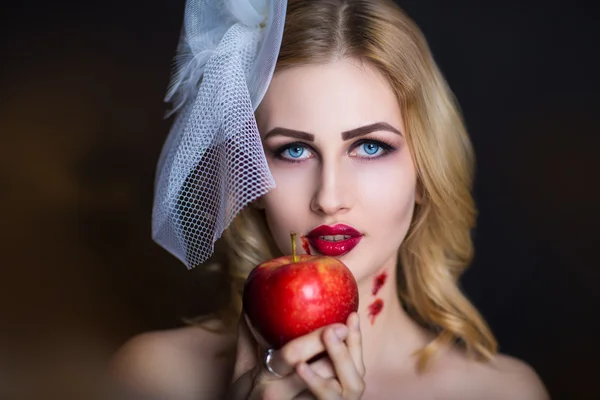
[
  {"left": 433, "top": 349, "right": 550, "bottom": 400},
  {"left": 110, "top": 320, "right": 237, "bottom": 400},
  {"left": 480, "top": 353, "right": 550, "bottom": 400}
]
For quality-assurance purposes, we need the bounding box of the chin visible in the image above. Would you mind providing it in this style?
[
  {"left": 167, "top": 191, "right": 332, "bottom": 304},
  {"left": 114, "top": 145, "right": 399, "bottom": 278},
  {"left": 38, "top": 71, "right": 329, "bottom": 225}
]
[{"left": 337, "top": 255, "right": 377, "bottom": 282}]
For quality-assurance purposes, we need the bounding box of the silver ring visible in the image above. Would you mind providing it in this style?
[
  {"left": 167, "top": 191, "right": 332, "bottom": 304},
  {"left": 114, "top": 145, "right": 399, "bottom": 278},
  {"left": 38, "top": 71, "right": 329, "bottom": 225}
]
[{"left": 264, "top": 348, "right": 284, "bottom": 378}]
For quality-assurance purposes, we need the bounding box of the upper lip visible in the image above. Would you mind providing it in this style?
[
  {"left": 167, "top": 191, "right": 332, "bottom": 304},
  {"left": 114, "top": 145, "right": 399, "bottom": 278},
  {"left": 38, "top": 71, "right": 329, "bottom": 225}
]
[{"left": 306, "top": 224, "right": 362, "bottom": 238}]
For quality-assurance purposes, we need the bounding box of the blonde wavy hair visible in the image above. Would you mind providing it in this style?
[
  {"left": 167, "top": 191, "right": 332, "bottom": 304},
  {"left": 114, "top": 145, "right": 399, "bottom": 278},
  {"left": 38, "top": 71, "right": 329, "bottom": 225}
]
[{"left": 194, "top": 0, "right": 497, "bottom": 371}]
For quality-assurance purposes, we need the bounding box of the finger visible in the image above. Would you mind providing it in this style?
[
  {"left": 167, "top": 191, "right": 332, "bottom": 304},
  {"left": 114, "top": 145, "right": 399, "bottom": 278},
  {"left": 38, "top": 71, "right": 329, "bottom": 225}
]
[
  {"left": 256, "top": 365, "right": 331, "bottom": 400},
  {"left": 310, "top": 356, "right": 335, "bottom": 379},
  {"left": 296, "top": 362, "right": 342, "bottom": 399},
  {"left": 232, "top": 313, "right": 259, "bottom": 383},
  {"left": 323, "top": 326, "right": 365, "bottom": 397},
  {"left": 346, "top": 313, "right": 365, "bottom": 376},
  {"left": 289, "top": 359, "right": 335, "bottom": 400},
  {"left": 267, "top": 324, "right": 349, "bottom": 378},
  {"left": 251, "top": 357, "right": 336, "bottom": 400}
]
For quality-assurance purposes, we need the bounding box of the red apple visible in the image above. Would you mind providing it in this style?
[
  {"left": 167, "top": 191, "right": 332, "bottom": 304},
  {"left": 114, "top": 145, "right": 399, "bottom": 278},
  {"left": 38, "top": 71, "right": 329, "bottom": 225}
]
[{"left": 243, "top": 246, "right": 359, "bottom": 349}]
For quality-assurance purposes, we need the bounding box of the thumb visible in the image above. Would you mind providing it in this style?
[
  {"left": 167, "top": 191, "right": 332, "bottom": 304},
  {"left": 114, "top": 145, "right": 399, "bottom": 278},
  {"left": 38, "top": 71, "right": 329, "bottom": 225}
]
[{"left": 231, "top": 313, "right": 260, "bottom": 383}]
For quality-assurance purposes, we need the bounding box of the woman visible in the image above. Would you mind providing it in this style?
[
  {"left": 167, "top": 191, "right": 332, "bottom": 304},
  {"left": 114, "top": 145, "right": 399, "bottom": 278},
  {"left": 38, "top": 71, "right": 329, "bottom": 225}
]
[{"left": 112, "top": 0, "right": 549, "bottom": 398}]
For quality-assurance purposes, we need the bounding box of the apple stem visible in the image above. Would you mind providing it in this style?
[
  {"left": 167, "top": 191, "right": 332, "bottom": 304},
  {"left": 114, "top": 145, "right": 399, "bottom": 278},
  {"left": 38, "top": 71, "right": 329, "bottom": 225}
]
[{"left": 291, "top": 232, "right": 298, "bottom": 263}]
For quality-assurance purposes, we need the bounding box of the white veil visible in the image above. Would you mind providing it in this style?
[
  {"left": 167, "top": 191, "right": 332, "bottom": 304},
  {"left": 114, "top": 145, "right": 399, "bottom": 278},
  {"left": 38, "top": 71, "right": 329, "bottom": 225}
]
[{"left": 152, "top": 0, "right": 288, "bottom": 268}]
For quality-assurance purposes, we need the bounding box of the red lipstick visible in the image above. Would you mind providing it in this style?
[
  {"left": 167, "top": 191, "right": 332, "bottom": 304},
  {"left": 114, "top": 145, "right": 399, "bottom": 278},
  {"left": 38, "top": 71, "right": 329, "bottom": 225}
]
[{"left": 305, "top": 224, "right": 363, "bottom": 257}]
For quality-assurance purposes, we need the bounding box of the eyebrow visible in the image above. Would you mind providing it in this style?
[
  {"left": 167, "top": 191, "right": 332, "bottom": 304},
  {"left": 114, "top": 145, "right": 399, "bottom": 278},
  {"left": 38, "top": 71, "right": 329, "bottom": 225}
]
[
  {"left": 262, "top": 122, "right": 402, "bottom": 142},
  {"left": 263, "top": 127, "right": 315, "bottom": 141},
  {"left": 341, "top": 122, "right": 403, "bottom": 140}
]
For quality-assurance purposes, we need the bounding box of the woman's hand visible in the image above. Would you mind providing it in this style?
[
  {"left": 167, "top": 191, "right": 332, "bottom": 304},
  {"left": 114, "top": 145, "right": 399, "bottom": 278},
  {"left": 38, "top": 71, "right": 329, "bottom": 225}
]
[
  {"left": 229, "top": 312, "right": 365, "bottom": 400},
  {"left": 296, "top": 313, "right": 365, "bottom": 399}
]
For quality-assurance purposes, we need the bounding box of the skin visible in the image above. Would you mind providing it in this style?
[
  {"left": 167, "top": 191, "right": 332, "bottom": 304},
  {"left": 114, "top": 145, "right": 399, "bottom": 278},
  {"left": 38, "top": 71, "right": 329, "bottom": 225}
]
[{"left": 110, "top": 59, "right": 550, "bottom": 400}]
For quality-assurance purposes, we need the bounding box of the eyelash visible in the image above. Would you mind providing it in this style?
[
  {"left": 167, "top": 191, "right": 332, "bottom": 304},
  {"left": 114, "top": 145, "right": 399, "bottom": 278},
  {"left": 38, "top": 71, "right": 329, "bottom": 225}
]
[{"left": 272, "top": 138, "right": 397, "bottom": 163}]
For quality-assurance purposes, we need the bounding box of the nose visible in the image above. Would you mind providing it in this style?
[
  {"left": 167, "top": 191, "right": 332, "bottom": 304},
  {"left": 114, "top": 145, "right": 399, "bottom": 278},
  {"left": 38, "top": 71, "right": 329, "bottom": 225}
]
[{"left": 310, "top": 159, "right": 352, "bottom": 215}]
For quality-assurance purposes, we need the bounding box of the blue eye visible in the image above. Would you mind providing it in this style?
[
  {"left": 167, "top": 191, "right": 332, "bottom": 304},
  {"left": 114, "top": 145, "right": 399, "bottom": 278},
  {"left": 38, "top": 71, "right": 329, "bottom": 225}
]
[
  {"left": 276, "top": 143, "right": 314, "bottom": 161},
  {"left": 286, "top": 146, "right": 305, "bottom": 158},
  {"left": 363, "top": 142, "right": 380, "bottom": 155},
  {"left": 352, "top": 140, "right": 391, "bottom": 158}
]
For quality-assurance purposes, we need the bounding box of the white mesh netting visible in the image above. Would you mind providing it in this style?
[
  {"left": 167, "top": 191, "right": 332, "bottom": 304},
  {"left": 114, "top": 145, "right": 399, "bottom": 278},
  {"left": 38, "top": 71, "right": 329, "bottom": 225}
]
[{"left": 152, "top": 0, "right": 287, "bottom": 269}]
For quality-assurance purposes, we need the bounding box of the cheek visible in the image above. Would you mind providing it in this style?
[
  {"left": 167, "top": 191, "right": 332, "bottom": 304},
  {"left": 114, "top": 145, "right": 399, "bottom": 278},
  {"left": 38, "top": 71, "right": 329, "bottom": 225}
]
[
  {"left": 357, "top": 157, "right": 416, "bottom": 196},
  {"left": 355, "top": 159, "right": 417, "bottom": 225},
  {"left": 262, "top": 165, "right": 316, "bottom": 253}
]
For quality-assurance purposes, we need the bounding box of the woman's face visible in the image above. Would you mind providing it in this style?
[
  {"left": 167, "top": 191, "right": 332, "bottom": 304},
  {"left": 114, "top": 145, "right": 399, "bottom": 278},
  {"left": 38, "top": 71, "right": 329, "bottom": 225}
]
[{"left": 256, "top": 59, "right": 418, "bottom": 283}]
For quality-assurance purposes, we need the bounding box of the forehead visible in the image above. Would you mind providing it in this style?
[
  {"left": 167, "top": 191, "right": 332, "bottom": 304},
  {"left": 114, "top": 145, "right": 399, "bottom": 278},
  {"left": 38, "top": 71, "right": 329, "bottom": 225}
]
[{"left": 256, "top": 59, "right": 404, "bottom": 135}]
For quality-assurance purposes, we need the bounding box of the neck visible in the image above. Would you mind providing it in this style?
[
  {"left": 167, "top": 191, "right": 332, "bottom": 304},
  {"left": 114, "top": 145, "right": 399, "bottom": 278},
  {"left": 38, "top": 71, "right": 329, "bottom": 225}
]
[{"left": 354, "top": 258, "right": 433, "bottom": 373}]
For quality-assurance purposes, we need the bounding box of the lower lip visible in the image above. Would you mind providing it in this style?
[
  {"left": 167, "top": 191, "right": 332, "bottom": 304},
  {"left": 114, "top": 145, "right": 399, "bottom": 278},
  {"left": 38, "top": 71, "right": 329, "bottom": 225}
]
[{"left": 306, "top": 236, "right": 362, "bottom": 257}]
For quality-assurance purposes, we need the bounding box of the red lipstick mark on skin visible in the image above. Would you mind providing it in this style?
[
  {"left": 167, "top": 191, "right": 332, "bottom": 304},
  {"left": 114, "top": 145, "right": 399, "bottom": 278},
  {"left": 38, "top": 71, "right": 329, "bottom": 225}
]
[
  {"left": 367, "top": 298, "right": 384, "bottom": 325},
  {"left": 372, "top": 271, "right": 388, "bottom": 295},
  {"left": 300, "top": 236, "right": 311, "bottom": 255}
]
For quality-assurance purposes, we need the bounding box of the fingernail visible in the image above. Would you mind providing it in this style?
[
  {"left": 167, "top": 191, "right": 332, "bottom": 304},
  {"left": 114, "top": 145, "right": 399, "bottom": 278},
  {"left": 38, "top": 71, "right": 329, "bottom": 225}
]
[{"left": 334, "top": 326, "right": 348, "bottom": 340}]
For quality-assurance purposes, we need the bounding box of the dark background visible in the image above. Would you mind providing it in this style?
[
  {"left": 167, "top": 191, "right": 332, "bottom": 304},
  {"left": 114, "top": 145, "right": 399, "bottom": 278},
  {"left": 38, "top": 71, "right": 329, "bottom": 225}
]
[{"left": 1, "top": 0, "right": 598, "bottom": 399}]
